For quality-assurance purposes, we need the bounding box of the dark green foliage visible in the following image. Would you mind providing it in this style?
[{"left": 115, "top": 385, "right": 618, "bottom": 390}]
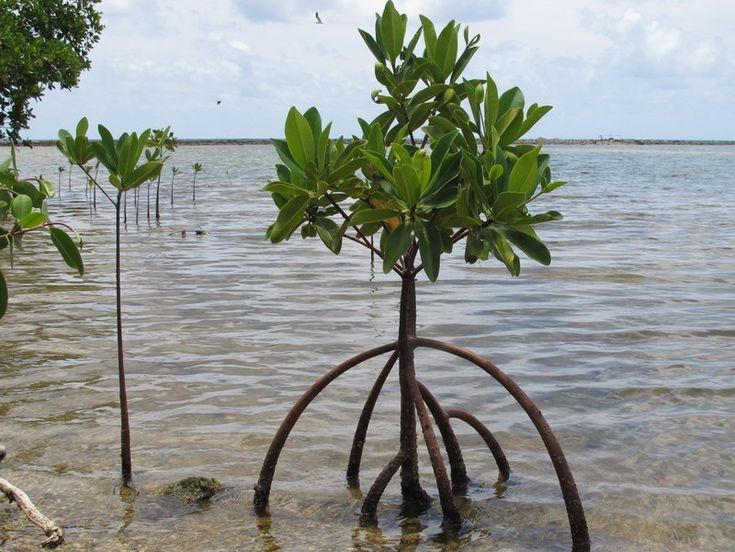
[
  {"left": 265, "top": 1, "right": 565, "bottom": 282},
  {"left": 0, "top": 0, "right": 103, "bottom": 141}
]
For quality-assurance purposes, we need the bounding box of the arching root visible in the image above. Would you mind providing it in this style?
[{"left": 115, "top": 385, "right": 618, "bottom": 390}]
[
  {"left": 253, "top": 342, "right": 397, "bottom": 514},
  {"left": 359, "top": 450, "right": 407, "bottom": 522},
  {"left": 416, "top": 381, "right": 469, "bottom": 492},
  {"left": 445, "top": 408, "right": 511, "bottom": 483},
  {"left": 347, "top": 350, "right": 399, "bottom": 488},
  {"left": 414, "top": 338, "right": 590, "bottom": 550}
]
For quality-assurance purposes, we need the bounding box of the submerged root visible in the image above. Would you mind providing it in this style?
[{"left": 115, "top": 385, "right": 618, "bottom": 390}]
[
  {"left": 417, "top": 381, "right": 469, "bottom": 492},
  {"left": 360, "top": 450, "right": 407, "bottom": 522},
  {"left": 410, "top": 378, "right": 461, "bottom": 528},
  {"left": 445, "top": 408, "right": 510, "bottom": 482}
]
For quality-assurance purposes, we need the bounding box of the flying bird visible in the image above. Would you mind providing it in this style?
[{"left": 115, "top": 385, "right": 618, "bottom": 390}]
[
  {"left": 315, "top": 12, "right": 323, "bottom": 24},
  {"left": 216, "top": 100, "right": 222, "bottom": 105}
]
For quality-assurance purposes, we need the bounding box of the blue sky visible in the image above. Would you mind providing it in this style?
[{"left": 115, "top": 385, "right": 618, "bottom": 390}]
[{"left": 24, "top": 0, "right": 735, "bottom": 140}]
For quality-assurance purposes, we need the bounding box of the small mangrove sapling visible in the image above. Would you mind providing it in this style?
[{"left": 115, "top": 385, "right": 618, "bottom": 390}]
[
  {"left": 170, "top": 166, "right": 181, "bottom": 207},
  {"left": 57, "top": 166, "right": 64, "bottom": 196},
  {"left": 149, "top": 128, "right": 177, "bottom": 221},
  {"left": 191, "top": 162, "right": 202, "bottom": 202},
  {"left": 254, "top": 2, "right": 588, "bottom": 549},
  {"left": 57, "top": 118, "right": 165, "bottom": 487}
]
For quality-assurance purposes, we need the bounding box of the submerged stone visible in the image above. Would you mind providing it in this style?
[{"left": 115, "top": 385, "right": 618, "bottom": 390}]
[{"left": 160, "top": 477, "right": 222, "bottom": 503}]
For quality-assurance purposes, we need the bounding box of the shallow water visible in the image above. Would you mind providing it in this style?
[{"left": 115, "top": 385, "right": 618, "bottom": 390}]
[{"left": 1, "top": 144, "right": 734, "bottom": 551}]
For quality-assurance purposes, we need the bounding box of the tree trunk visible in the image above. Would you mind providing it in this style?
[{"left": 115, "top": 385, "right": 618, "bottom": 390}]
[
  {"left": 397, "top": 274, "right": 430, "bottom": 507},
  {"left": 155, "top": 174, "right": 162, "bottom": 221},
  {"left": 115, "top": 193, "right": 133, "bottom": 486}
]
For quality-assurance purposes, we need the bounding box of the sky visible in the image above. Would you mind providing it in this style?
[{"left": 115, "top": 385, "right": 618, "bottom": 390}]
[{"left": 24, "top": 0, "right": 735, "bottom": 140}]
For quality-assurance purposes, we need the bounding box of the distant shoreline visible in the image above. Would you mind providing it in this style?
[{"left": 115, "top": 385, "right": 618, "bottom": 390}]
[{"left": 5, "top": 137, "right": 735, "bottom": 147}]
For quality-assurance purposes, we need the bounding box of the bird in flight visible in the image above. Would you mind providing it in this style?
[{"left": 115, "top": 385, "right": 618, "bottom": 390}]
[
  {"left": 216, "top": 100, "right": 222, "bottom": 105},
  {"left": 315, "top": 12, "right": 323, "bottom": 24}
]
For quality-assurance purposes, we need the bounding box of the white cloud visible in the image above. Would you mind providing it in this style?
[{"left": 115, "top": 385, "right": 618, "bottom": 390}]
[{"left": 21, "top": 0, "right": 735, "bottom": 140}]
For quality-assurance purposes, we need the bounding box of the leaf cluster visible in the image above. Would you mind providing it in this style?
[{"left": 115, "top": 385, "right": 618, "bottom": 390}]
[
  {"left": 57, "top": 118, "right": 164, "bottom": 193},
  {"left": 0, "top": 149, "right": 83, "bottom": 319},
  {"left": 265, "top": 1, "right": 566, "bottom": 282},
  {"left": 0, "top": 0, "right": 103, "bottom": 141}
]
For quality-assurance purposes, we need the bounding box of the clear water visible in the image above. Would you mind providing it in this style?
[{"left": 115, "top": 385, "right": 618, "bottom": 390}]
[{"left": 1, "top": 144, "right": 733, "bottom": 551}]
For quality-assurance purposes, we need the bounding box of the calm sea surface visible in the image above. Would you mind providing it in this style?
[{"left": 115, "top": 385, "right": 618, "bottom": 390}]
[{"left": 1, "top": 144, "right": 733, "bottom": 551}]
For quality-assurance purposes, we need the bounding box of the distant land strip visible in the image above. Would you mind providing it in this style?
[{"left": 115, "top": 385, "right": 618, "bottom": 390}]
[{"left": 5, "top": 138, "right": 735, "bottom": 147}]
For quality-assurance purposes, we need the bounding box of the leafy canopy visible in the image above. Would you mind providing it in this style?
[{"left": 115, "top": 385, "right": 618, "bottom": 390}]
[
  {"left": 265, "top": 1, "right": 566, "bottom": 282},
  {"left": 0, "top": 0, "right": 103, "bottom": 141}
]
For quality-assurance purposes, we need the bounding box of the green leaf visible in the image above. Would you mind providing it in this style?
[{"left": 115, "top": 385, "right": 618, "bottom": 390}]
[
  {"left": 11, "top": 195, "right": 32, "bottom": 219},
  {"left": 359, "top": 28, "right": 386, "bottom": 63},
  {"left": 285, "top": 107, "right": 315, "bottom": 168},
  {"left": 434, "top": 21, "right": 458, "bottom": 81},
  {"left": 0, "top": 269, "right": 7, "bottom": 319},
  {"left": 313, "top": 217, "right": 343, "bottom": 254},
  {"left": 393, "top": 79, "right": 419, "bottom": 98},
  {"left": 415, "top": 219, "right": 442, "bottom": 281},
  {"left": 441, "top": 214, "right": 478, "bottom": 228},
  {"left": 504, "top": 227, "right": 551, "bottom": 265},
  {"left": 382, "top": 223, "right": 413, "bottom": 273},
  {"left": 489, "top": 163, "right": 504, "bottom": 180},
  {"left": 76, "top": 117, "right": 89, "bottom": 138},
  {"left": 407, "top": 102, "right": 434, "bottom": 132},
  {"left": 317, "top": 123, "right": 331, "bottom": 170},
  {"left": 409, "top": 84, "right": 449, "bottom": 106},
  {"left": 270, "top": 195, "right": 309, "bottom": 243},
  {"left": 49, "top": 227, "right": 84, "bottom": 276},
  {"left": 39, "top": 179, "right": 56, "bottom": 198},
  {"left": 518, "top": 104, "right": 552, "bottom": 138},
  {"left": 412, "top": 150, "right": 431, "bottom": 192},
  {"left": 498, "top": 86, "right": 525, "bottom": 115},
  {"left": 393, "top": 163, "right": 421, "bottom": 206},
  {"left": 351, "top": 208, "right": 402, "bottom": 226},
  {"left": 528, "top": 210, "right": 563, "bottom": 224},
  {"left": 19, "top": 212, "right": 48, "bottom": 229},
  {"left": 12, "top": 180, "right": 42, "bottom": 207},
  {"left": 489, "top": 228, "right": 520, "bottom": 276},
  {"left": 456, "top": 185, "right": 471, "bottom": 218},
  {"left": 363, "top": 150, "right": 395, "bottom": 183},
  {"left": 483, "top": 73, "right": 499, "bottom": 130},
  {"left": 125, "top": 161, "right": 162, "bottom": 190},
  {"left": 367, "top": 122, "right": 384, "bottom": 151},
  {"left": 542, "top": 180, "right": 567, "bottom": 193},
  {"left": 492, "top": 191, "right": 527, "bottom": 220},
  {"left": 379, "top": 0, "right": 405, "bottom": 62},
  {"left": 451, "top": 45, "right": 478, "bottom": 83},
  {"left": 495, "top": 108, "right": 522, "bottom": 143},
  {"left": 263, "top": 181, "right": 312, "bottom": 198},
  {"left": 272, "top": 139, "right": 305, "bottom": 178},
  {"left": 420, "top": 15, "right": 437, "bottom": 59},
  {"left": 508, "top": 146, "right": 540, "bottom": 196},
  {"left": 117, "top": 134, "right": 133, "bottom": 180}
]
